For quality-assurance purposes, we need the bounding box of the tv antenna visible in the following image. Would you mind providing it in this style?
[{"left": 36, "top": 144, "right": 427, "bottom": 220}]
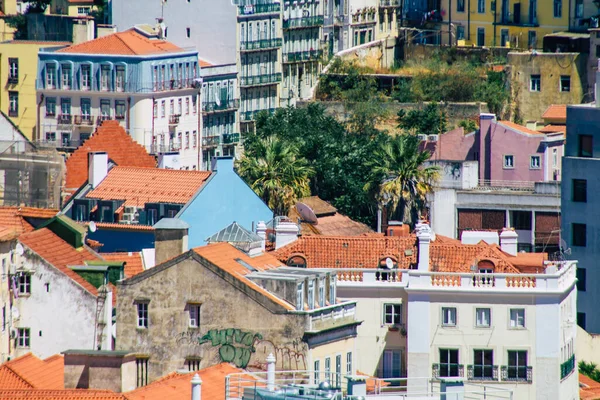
[
  {"left": 296, "top": 202, "right": 318, "bottom": 225},
  {"left": 89, "top": 221, "right": 97, "bottom": 233},
  {"left": 385, "top": 257, "right": 394, "bottom": 269},
  {"left": 14, "top": 243, "right": 24, "bottom": 256}
]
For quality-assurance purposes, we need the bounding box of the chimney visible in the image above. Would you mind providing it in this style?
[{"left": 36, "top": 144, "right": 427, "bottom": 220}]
[
  {"left": 88, "top": 152, "right": 108, "bottom": 188},
  {"left": 153, "top": 218, "right": 190, "bottom": 265},
  {"left": 211, "top": 156, "right": 234, "bottom": 173},
  {"left": 416, "top": 222, "right": 432, "bottom": 271},
  {"left": 275, "top": 220, "right": 299, "bottom": 250},
  {"left": 500, "top": 228, "right": 518, "bottom": 256},
  {"left": 256, "top": 221, "right": 267, "bottom": 251},
  {"left": 266, "top": 353, "right": 276, "bottom": 391},
  {"left": 191, "top": 374, "right": 202, "bottom": 400}
]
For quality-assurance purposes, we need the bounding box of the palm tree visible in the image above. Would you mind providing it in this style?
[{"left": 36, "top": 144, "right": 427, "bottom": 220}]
[
  {"left": 365, "top": 134, "right": 440, "bottom": 227},
  {"left": 236, "top": 136, "right": 314, "bottom": 216}
]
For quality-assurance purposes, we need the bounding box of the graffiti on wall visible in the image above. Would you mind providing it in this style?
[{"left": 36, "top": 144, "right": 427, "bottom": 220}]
[
  {"left": 197, "top": 328, "right": 263, "bottom": 368},
  {"left": 250, "top": 338, "right": 308, "bottom": 371}
]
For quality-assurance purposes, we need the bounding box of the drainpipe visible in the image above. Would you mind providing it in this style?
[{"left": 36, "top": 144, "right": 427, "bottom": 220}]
[
  {"left": 37, "top": 94, "right": 44, "bottom": 142},
  {"left": 197, "top": 87, "right": 202, "bottom": 171},
  {"left": 191, "top": 374, "right": 202, "bottom": 400},
  {"left": 126, "top": 96, "right": 131, "bottom": 137},
  {"left": 467, "top": 0, "right": 471, "bottom": 40}
]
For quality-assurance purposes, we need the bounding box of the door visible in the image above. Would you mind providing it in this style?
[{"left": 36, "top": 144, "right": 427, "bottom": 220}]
[
  {"left": 477, "top": 27, "right": 485, "bottom": 47},
  {"left": 500, "top": 29, "right": 509, "bottom": 47},
  {"left": 383, "top": 350, "right": 402, "bottom": 378}
]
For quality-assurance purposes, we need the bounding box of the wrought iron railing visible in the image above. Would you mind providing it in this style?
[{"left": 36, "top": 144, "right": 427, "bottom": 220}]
[
  {"left": 432, "top": 363, "right": 464, "bottom": 379},
  {"left": 467, "top": 365, "right": 499, "bottom": 381},
  {"left": 240, "top": 38, "right": 282, "bottom": 51},
  {"left": 560, "top": 355, "right": 575, "bottom": 379},
  {"left": 202, "top": 135, "right": 221, "bottom": 147},
  {"left": 285, "top": 50, "right": 323, "bottom": 62},
  {"left": 57, "top": 114, "right": 72, "bottom": 125},
  {"left": 283, "top": 15, "right": 324, "bottom": 28},
  {"left": 223, "top": 133, "right": 241, "bottom": 144},
  {"left": 203, "top": 99, "right": 239, "bottom": 113},
  {"left": 500, "top": 365, "right": 533, "bottom": 383},
  {"left": 379, "top": 0, "right": 400, "bottom": 6},
  {"left": 169, "top": 115, "right": 180, "bottom": 125},
  {"left": 238, "top": 3, "right": 281, "bottom": 15},
  {"left": 240, "top": 73, "right": 282, "bottom": 87},
  {"left": 240, "top": 108, "right": 277, "bottom": 121}
]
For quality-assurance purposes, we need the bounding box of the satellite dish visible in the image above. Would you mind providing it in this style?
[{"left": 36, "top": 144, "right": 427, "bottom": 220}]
[
  {"left": 296, "top": 202, "right": 318, "bottom": 225},
  {"left": 14, "top": 243, "right": 24, "bottom": 256},
  {"left": 385, "top": 257, "right": 394, "bottom": 269},
  {"left": 89, "top": 221, "right": 97, "bottom": 233}
]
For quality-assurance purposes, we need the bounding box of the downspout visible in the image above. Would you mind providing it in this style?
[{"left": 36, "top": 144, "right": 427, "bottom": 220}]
[
  {"left": 467, "top": 0, "right": 471, "bottom": 40},
  {"left": 126, "top": 96, "right": 131, "bottom": 135},
  {"left": 152, "top": 97, "right": 155, "bottom": 152},
  {"left": 37, "top": 94, "right": 44, "bottom": 142},
  {"left": 198, "top": 89, "right": 202, "bottom": 171}
]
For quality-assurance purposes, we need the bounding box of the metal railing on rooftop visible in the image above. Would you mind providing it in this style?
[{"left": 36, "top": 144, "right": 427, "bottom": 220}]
[{"left": 238, "top": 3, "right": 281, "bottom": 15}]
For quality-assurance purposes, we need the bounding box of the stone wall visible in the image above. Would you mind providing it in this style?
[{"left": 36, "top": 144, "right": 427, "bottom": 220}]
[{"left": 401, "top": 43, "right": 511, "bottom": 64}]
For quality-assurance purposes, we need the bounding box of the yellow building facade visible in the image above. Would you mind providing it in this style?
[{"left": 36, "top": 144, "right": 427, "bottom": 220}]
[
  {"left": 50, "top": 0, "right": 99, "bottom": 17},
  {"left": 0, "top": 41, "right": 70, "bottom": 140},
  {"left": 439, "top": 0, "right": 569, "bottom": 48}
]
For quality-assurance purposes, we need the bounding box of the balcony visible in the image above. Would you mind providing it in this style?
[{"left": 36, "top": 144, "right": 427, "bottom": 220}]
[
  {"left": 222, "top": 133, "right": 241, "bottom": 144},
  {"left": 238, "top": 3, "right": 281, "bottom": 16},
  {"left": 202, "top": 135, "right": 220, "bottom": 147},
  {"left": 379, "top": 0, "right": 400, "bottom": 6},
  {"left": 432, "top": 363, "right": 464, "bottom": 379},
  {"left": 240, "top": 38, "right": 282, "bottom": 51},
  {"left": 240, "top": 108, "right": 277, "bottom": 122},
  {"left": 149, "top": 142, "right": 181, "bottom": 154},
  {"left": 284, "top": 50, "right": 323, "bottom": 63},
  {"left": 467, "top": 365, "right": 499, "bottom": 381},
  {"left": 561, "top": 355, "right": 575, "bottom": 379},
  {"left": 352, "top": 11, "right": 377, "bottom": 24},
  {"left": 305, "top": 301, "right": 356, "bottom": 332},
  {"left": 336, "top": 268, "right": 402, "bottom": 285},
  {"left": 169, "top": 115, "right": 180, "bottom": 125},
  {"left": 73, "top": 115, "right": 94, "bottom": 126},
  {"left": 283, "top": 15, "right": 324, "bottom": 29},
  {"left": 203, "top": 99, "right": 239, "bottom": 113},
  {"left": 500, "top": 366, "right": 533, "bottom": 383},
  {"left": 57, "top": 114, "right": 72, "bottom": 125},
  {"left": 240, "top": 72, "right": 282, "bottom": 87},
  {"left": 153, "top": 78, "right": 198, "bottom": 93},
  {"left": 496, "top": 13, "right": 539, "bottom": 27}
]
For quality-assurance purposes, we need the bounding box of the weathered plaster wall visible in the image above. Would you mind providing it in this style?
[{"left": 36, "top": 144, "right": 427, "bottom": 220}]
[{"left": 64, "top": 354, "right": 137, "bottom": 392}]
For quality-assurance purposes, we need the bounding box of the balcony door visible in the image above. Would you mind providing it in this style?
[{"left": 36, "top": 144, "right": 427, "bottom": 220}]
[{"left": 383, "top": 350, "right": 402, "bottom": 378}]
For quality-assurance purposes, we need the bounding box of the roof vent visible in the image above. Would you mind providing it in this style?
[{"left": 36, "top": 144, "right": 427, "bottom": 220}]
[{"left": 235, "top": 258, "right": 257, "bottom": 272}]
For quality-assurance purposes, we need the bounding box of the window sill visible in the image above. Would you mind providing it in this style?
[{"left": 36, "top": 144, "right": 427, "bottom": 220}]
[
  {"left": 529, "top": 167, "right": 541, "bottom": 170},
  {"left": 17, "top": 293, "right": 31, "bottom": 298},
  {"left": 508, "top": 326, "right": 526, "bottom": 330},
  {"left": 475, "top": 325, "right": 491, "bottom": 329},
  {"left": 441, "top": 324, "right": 457, "bottom": 328},
  {"left": 503, "top": 166, "right": 514, "bottom": 170}
]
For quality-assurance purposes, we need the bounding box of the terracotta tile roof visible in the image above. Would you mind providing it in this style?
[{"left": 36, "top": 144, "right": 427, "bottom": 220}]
[
  {"left": 581, "top": 374, "right": 600, "bottom": 400},
  {"left": 65, "top": 121, "right": 157, "bottom": 196},
  {"left": 497, "top": 120, "right": 543, "bottom": 135},
  {"left": 19, "top": 228, "right": 100, "bottom": 296},
  {"left": 102, "top": 252, "right": 144, "bottom": 278},
  {"left": 199, "top": 58, "right": 212, "bottom": 67},
  {"left": 542, "top": 104, "right": 567, "bottom": 122},
  {"left": 289, "top": 197, "right": 374, "bottom": 236},
  {"left": 86, "top": 166, "right": 211, "bottom": 207},
  {"left": 538, "top": 124, "right": 566, "bottom": 134},
  {"left": 124, "top": 363, "right": 244, "bottom": 400},
  {"left": 0, "top": 353, "right": 64, "bottom": 390},
  {"left": 580, "top": 373, "right": 600, "bottom": 388},
  {"left": 193, "top": 243, "right": 293, "bottom": 310},
  {"left": 0, "top": 227, "right": 19, "bottom": 242},
  {"left": 0, "top": 207, "right": 35, "bottom": 235},
  {"left": 78, "top": 222, "right": 155, "bottom": 232},
  {"left": 0, "top": 389, "right": 125, "bottom": 399},
  {"left": 56, "top": 29, "right": 183, "bottom": 55}
]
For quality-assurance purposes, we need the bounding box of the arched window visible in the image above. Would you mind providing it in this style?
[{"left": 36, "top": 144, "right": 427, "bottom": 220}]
[{"left": 287, "top": 255, "right": 307, "bottom": 268}]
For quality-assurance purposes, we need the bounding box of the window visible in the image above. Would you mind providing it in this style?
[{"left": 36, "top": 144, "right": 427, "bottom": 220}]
[
  {"left": 314, "top": 360, "right": 320, "bottom": 383},
  {"left": 573, "top": 179, "right": 587, "bottom": 202},
  {"left": 186, "top": 27, "right": 191, "bottom": 38},
  {"left": 477, "top": 0, "right": 485, "bottom": 13},
  {"left": 578, "top": 134, "right": 593, "bottom": 157},
  {"left": 115, "top": 100, "right": 126, "bottom": 119},
  {"left": 8, "top": 91, "right": 18, "bottom": 117},
  {"left": 575, "top": 0, "right": 583, "bottom": 18},
  {"left": 192, "top": 130, "right": 197, "bottom": 148},
  {"left": 186, "top": 98, "right": 190, "bottom": 115},
  {"left": 188, "top": 304, "right": 200, "bottom": 327},
  {"left": 137, "top": 302, "right": 148, "bottom": 328},
  {"left": 46, "top": 97, "right": 56, "bottom": 116},
  {"left": 81, "top": 98, "right": 91, "bottom": 118},
  {"left": 161, "top": 100, "right": 166, "bottom": 118},
  {"left": 509, "top": 308, "right": 525, "bottom": 328},
  {"left": 457, "top": 0, "right": 465, "bottom": 12},
  {"left": 578, "top": 312, "right": 586, "bottom": 329},
  {"left": 77, "top": 6, "right": 91, "bottom": 14},
  {"left": 475, "top": 308, "right": 491, "bottom": 327},
  {"left": 572, "top": 223, "right": 587, "bottom": 247},
  {"left": 503, "top": 155, "right": 514, "bottom": 168},
  {"left": 528, "top": 31, "right": 537, "bottom": 48},
  {"left": 81, "top": 64, "right": 91, "bottom": 90},
  {"left": 325, "top": 357, "right": 331, "bottom": 382},
  {"left": 185, "top": 131, "right": 190, "bottom": 149},
  {"left": 577, "top": 268, "right": 586, "bottom": 292},
  {"left": 476, "top": 27, "right": 485, "bottom": 46},
  {"left": 8, "top": 58, "right": 18, "bottom": 82},
  {"left": 116, "top": 66, "right": 125, "bottom": 91},
  {"left": 384, "top": 304, "right": 402, "bottom": 325},
  {"left": 439, "top": 349, "right": 460, "bottom": 377},
  {"left": 457, "top": 25, "right": 465, "bottom": 40},
  {"left": 500, "top": 29, "right": 509, "bottom": 46},
  {"left": 60, "top": 98, "right": 71, "bottom": 116},
  {"left": 170, "top": 99, "right": 174, "bottom": 115},
  {"left": 507, "top": 351, "right": 528, "bottom": 380},
  {"left": 153, "top": 101, "right": 157, "bottom": 118},
  {"left": 46, "top": 64, "right": 56, "bottom": 88},
  {"left": 597, "top": 45, "right": 600, "bottom": 59},
  {"left": 136, "top": 357, "right": 148, "bottom": 387},
  {"left": 101, "top": 65, "right": 111, "bottom": 91},
  {"left": 530, "top": 75, "right": 541, "bottom": 91},
  {"left": 335, "top": 354, "right": 341, "bottom": 387},
  {"left": 560, "top": 75, "right": 570, "bottom": 92},
  {"left": 346, "top": 352, "right": 352, "bottom": 375},
  {"left": 530, "top": 155, "right": 541, "bottom": 169},
  {"left": 17, "top": 328, "right": 30, "bottom": 348},
  {"left": 473, "top": 349, "right": 494, "bottom": 379},
  {"left": 46, "top": 132, "right": 56, "bottom": 142},
  {"left": 307, "top": 280, "right": 314, "bottom": 309},
  {"left": 61, "top": 64, "right": 72, "bottom": 89},
  {"left": 18, "top": 273, "right": 30, "bottom": 294},
  {"left": 296, "top": 283, "right": 304, "bottom": 311},
  {"left": 442, "top": 307, "right": 457, "bottom": 326},
  {"left": 186, "top": 358, "right": 201, "bottom": 371},
  {"left": 383, "top": 350, "right": 402, "bottom": 378},
  {"left": 2, "top": 306, "right": 5, "bottom": 331},
  {"left": 100, "top": 99, "right": 110, "bottom": 118},
  {"left": 553, "top": 148, "right": 558, "bottom": 168},
  {"left": 329, "top": 275, "right": 336, "bottom": 304}
]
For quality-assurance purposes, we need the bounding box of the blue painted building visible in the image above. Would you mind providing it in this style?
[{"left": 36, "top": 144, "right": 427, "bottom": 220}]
[{"left": 178, "top": 157, "right": 273, "bottom": 248}]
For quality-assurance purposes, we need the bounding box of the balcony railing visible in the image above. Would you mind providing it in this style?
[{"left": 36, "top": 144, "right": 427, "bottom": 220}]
[
  {"left": 148, "top": 143, "right": 181, "bottom": 154},
  {"left": 73, "top": 115, "right": 94, "bottom": 126},
  {"left": 352, "top": 12, "right": 377, "bottom": 24},
  {"left": 238, "top": 3, "right": 281, "bottom": 15},
  {"left": 284, "top": 50, "right": 323, "bottom": 63},
  {"left": 561, "top": 355, "right": 575, "bottom": 379},
  {"left": 202, "top": 135, "right": 220, "bottom": 147},
  {"left": 240, "top": 72, "right": 282, "bottom": 87},
  {"left": 467, "top": 365, "right": 499, "bottom": 381},
  {"left": 500, "top": 366, "right": 533, "bottom": 383},
  {"left": 203, "top": 99, "right": 239, "bottom": 113},
  {"left": 379, "top": 0, "right": 400, "bottom": 6},
  {"left": 169, "top": 115, "right": 180, "bottom": 125},
  {"left": 496, "top": 13, "right": 539, "bottom": 27},
  {"left": 283, "top": 15, "right": 324, "bottom": 29},
  {"left": 432, "top": 363, "right": 464, "bottom": 379},
  {"left": 304, "top": 301, "right": 356, "bottom": 332},
  {"left": 222, "top": 133, "right": 241, "bottom": 144},
  {"left": 57, "top": 114, "right": 72, "bottom": 125},
  {"left": 240, "top": 108, "right": 277, "bottom": 122},
  {"left": 240, "top": 38, "right": 282, "bottom": 51},
  {"left": 336, "top": 268, "right": 402, "bottom": 284},
  {"left": 475, "top": 179, "right": 536, "bottom": 191}
]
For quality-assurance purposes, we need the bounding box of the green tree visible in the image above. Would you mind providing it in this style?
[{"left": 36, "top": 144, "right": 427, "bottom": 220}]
[
  {"left": 580, "top": 361, "right": 600, "bottom": 383},
  {"left": 365, "top": 134, "right": 440, "bottom": 225},
  {"left": 6, "top": 0, "right": 52, "bottom": 40},
  {"left": 458, "top": 119, "right": 478, "bottom": 133},
  {"left": 397, "top": 103, "right": 448, "bottom": 136},
  {"left": 235, "top": 136, "right": 314, "bottom": 216}
]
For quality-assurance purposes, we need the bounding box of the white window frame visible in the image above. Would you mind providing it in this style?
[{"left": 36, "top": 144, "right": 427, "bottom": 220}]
[
  {"left": 475, "top": 308, "right": 491, "bottom": 327},
  {"left": 442, "top": 307, "right": 457, "bottom": 327},
  {"left": 314, "top": 360, "right": 320, "bottom": 383},
  {"left": 188, "top": 304, "right": 200, "bottom": 328},
  {"left": 509, "top": 308, "right": 525, "bottom": 329},
  {"left": 553, "top": 148, "right": 558, "bottom": 167},
  {"left": 46, "top": 64, "right": 56, "bottom": 88},
  {"left": 296, "top": 282, "right": 304, "bottom": 311},
  {"left": 18, "top": 273, "right": 30, "bottom": 294},
  {"left": 503, "top": 154, "right": 514, "bottom": 169},
  {"left": 17, "top": 327, "right": 30, "bottom": 348},
  {"left": 307, "top": 280, "right": 315, "bottom": 309},
  {"left": 61, "top": 64, "right": 72, "bottom": 89},
  {"left": 530, "top": 155, "right": 541, "bottom": 169},
  {"left": 383, "top": 303, "right": 402, "bottom": 325},
  {"left": 137, "top": 302, "right": 149, "bottom": 328},
  {"left": 530, "top": 74, "right": 541, "bottom": 92},
  {"left": 346, "top": 352, "right": 352, "bottom": 375},
  {"left": 116, "top": 65, "right": 126, "bottom": 92},
  {"left": 81, "top": 64, "right": 91, "bottom": 90},
  {"left": 329, "top": 275, "right": 336, "bottom": 304}
]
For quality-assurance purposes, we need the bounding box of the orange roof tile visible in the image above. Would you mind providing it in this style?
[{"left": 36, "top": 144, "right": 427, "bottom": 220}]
[
  {"left": 542, "top": 104, "right": 567, "bottom": 122},
  {"left": 0, "top": 227, "right": 19, "bottom": 242},
  {"left": 199, "top": 58, "right": 212, "bottom": 67},
  {"left": 289, "top": 197, "right": 373, "bottom": 236},
  {"left": 19, "top": 228, "right": 100, "bottom": 296},
  {"left": 56, "top": 29, "right": 183, "bottom": 56},
  {"left": 0, "top": 389, "right": 125, "bottom": 399},
  {"left": 538, "top": 124, "right": 566, "bottom": 134},
  {"left": 581, "top": 373, "right": 600, "bottom": 388},
  {"left": 102, "top": 252, "right": 144, "bottom": 278},
  {"left": 497, "top": 120, "right": 543, "bottom": 135},
  {"left": 124, "top": 363, "right": 243, "bottom": 400},
  {"left": 0, "top": 353, "right": 64, "bottom": 390},
  {"left": 64, "top": 121, "right": 157, "bottom": 196},
  {"left": 0, "top": 208, "right": 34, "bottom": 235},
  {"left": 192, "top": 243, "right": 293, "bottom": 310},
  {"left": 86, "top": 166, "right": 211, "bottom": 207}
]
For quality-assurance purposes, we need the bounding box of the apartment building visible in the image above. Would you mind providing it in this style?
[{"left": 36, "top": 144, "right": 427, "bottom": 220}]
[{"left": 36, "top": 28, "right": 203, "bottom": 170}]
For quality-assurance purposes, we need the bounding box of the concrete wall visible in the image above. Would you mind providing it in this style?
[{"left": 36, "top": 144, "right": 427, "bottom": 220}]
[
  {"left": 336, "top": 38, "right": 396, "bottom": 71},
  {"left": 64, "top": 353, "right": 137, "bottom": 392},
  {"left": 177, "top": 157, "right": 273, "bottom": 248},
  {"left": 402, "top": 44, "right": 511, "bottom": 64},
  {"left": 577, "top": 326, "right": 600, "bottom": 365},
  {"left": 0, "top": 240, "right": 13, "bottom": 362}
]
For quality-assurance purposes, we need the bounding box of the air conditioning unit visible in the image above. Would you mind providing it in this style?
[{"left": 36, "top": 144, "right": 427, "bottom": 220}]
[
  {"left": 9, "top": 328, "right": 16, "bottom": 339},
  {"left": 417, "top": 134, "right": 427, "bottom": 141},
  {"left": 428, "top": 135, "right": 438, "bottom": 141},
  {"left": 120, "top": 213, "right": 133, "bottom": 223},
  {"left": 123, "top": 206, "right": 137, "bottom": 215}
]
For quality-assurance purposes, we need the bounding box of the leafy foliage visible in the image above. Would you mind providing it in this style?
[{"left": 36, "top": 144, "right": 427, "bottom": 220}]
[
  {"left": 458, "top": 119, "right": 479, "bottom": 133},
  {"left": 397, "top": 103, "right": 448, "bottom": 136},
  {"left": 580, "top": 361, "right": 600, "bottom": 383}
]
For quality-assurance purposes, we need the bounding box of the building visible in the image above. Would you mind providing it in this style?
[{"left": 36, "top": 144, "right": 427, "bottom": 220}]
[
  {"left": 569, "top": 0, "right": 600, "bottom": 32},
  {"left": 271, "top": 222, "right": 579, "bottom": 400},
  {"left": 539, "top": 104, "right": 567, "bottom": 134},
  {"left": 117, "top": 226, "right": 359, "bottom": 383},
  {"left": 508, "top": 51, "right": 588, "bottom": 123},
  {"left": 50, "top": 0, "right": 99, "bottom": 17},
  {"left": 36, "top": 28, "right": 204, "bottom": 170},
  {"left": 561, "top": 101, "right": 600, "bottom": 333}
]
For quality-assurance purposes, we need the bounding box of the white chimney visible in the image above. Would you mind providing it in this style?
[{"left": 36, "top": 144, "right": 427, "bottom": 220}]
[
  {"left": 416, "top": 223, "right": 432, "bottom": 271},
  {"left": 266, "top": 353, "right": 276, "bottom": 391},
  {"left": 191, "top": 374, "right": 202, "bottom": 400},
  {"left": 256, "top": 221, "right": 267, "bottom": 251},
  {"left": 275, "top": 220, "right": 299, "bottom": 250},
  {"left": 500, "top": 228, "right": 518, "bottom": 256},
  {"left": 88, "top": 152, "right": 108, "bottom": 189}
]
